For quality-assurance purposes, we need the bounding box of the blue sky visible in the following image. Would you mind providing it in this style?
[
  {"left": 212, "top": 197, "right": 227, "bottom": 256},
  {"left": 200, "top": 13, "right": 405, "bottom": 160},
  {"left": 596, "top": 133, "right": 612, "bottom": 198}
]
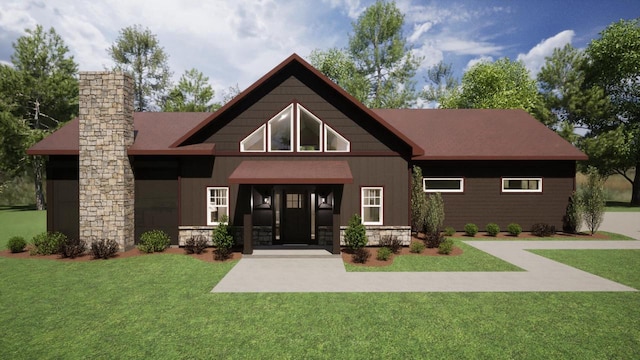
[{"left": 0, "top": 0, "right": 638, "bottom": 105}]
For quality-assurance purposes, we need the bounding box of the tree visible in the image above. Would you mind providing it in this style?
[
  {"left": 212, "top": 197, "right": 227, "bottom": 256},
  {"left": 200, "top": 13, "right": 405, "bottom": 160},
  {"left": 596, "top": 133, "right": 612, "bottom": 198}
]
[
  {"left": 583, "top": 18, "right": 640, "bottom": 205},
  {"left": 579, "top": 168, "right": 606, "bottom": 235},
  {"left": 410, "top": 166, "right": 427, "bottom": 234},
  {"left": 108, "top": 25, "right": 171, "bottom": 111},
  {"left": 309, "top": 48, "right": 369, "bottom": 103},
  {"left": 442, "top": 58, "right": 550, "bottom": 125},
  {"left": 422, "top": 61, "right": 459, "bottom": 105},
  {"left": 220, "top": 84, "right": 242, "bottom": 106},
  {"left": 0, "top": 25, "right": 78, "bottom": 210},
  {"left": 163, "top": 68, "right": 217, "bottom": 112}
]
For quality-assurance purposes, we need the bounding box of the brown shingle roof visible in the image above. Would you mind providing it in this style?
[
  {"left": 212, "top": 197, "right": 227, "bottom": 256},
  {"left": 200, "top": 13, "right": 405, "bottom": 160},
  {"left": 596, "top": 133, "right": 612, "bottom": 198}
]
[
  {"left": 27, "top": 112, "right": 216, "bottom": 156},
  {"left": 228, "top": 160, "right": 353, "bottom": 184},
  {"left": 374, "top": 109, "right": 587, "bottom": 160}
]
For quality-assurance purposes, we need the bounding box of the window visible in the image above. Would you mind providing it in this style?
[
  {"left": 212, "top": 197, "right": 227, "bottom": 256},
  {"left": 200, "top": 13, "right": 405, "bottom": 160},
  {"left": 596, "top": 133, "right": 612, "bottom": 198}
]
[
  {"left": 423, "top": 178, "right": 464, "bottom": 193},
  {"left": 207, "top": 187, "right": 229, "bottom": 225},
  {"left": 502, "top": 178, "right": 542, "bottom": 193},
  {"left": 240, "top": 125, "right": 265, "bottom": 152},
  {"left": 361, "top": 187, "right": 383, "bottom": 225},
  {"left": 240, "top": 102, "right": 350, "bottom": 153}
]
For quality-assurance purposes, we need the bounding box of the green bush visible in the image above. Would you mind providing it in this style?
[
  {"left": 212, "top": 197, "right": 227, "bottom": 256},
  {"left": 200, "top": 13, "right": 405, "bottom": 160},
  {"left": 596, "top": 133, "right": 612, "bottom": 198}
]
[
  {"left": 376, "top": 247, "right": 393, "bottom": 261},
  {"left": 424, "top": 232, "right": 444, "bottom": 248},
  {"left": 212, "top": 215, "right": 234, "bottom": 261},
  {"left": 438, "top": 238, "right": 454, "bottom": 255},
  {"left": 59, "top": 238, "right": 87, "bottom": 259},
  {"left": 562, "top": 192, "right": 582, "bottom": 234},
  {"left": 486, "top": 223, "right": 500, "bottom": 237},
  {"left": 507, "top": 223, "right": 522, "bottom": 237},
  {"left": 90, "top": 239, "right": 119, "bottom": 259},
  {"left": 379, "top": 235, "right": 402, "bottom": 254},
  {"left": 344, "top": 214, "right": 368, "bottom": 250},
  {"left": 425, "top": 192, "right": 445, "bottom": 235},
  {"left": 184, "top": 235, "right": 209, "bottom": 255},
  {"left": 531, "top": 223, "right": 556, "bottom": 237},
  {"left": 352, "top": 248, "right": 371, "bottom": 264},
  {"left": 444, "top": 226, "right": 455, "bottom": 236},
  {"left": 410, "top": 241, "right": 425, "bottom": 253},
  {"left": 30, "top": 231, "right": 67, "bottom": 255},
  {"left": 7, "top": 236, "right": 27, "bottom": 253},
  {"left": 464, "top": 223, "right": 478, "bottom": 237},
  {"left": 138, "top": 230, "right": 171, "bottom": 253}
]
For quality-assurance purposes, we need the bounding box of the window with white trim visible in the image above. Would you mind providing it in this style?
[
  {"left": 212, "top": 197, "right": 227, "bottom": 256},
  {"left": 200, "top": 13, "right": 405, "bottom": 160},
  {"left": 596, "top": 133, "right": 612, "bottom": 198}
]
[
  {"left": 361, "top": 187, "right": 383, "bottom": 225},
  {"left": 240, "top": 125, "right": 265, "bottom": 152},
  {"left": 298, "top": 106, "right": 322, "bottom": 151},
  {"left": 502, "top": 178, "right": 542, "bottom": 193},
  {"left": 325, "top": 125, "right": 350, "bottom": 152},
  {"left": 268, "top": 105, "right": 294, "bottom": 152},
  {"left": 423, "top": 178, "right": 464, "bottom": 193},
  {"left": 207, "top": 187, "right": 229, "bottom": 225}
]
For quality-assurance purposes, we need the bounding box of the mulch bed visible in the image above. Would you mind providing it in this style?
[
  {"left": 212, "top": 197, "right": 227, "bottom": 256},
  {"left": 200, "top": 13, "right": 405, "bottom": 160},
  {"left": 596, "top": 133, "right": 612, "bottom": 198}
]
[
  {"left": 446, "top": 231, "right": 611, "bottom": 240},
  {"left": 0, "top": 246, "right": 242, "bottom": 263},
  {"left": 342, "top": 238, "right": 463, "bottom": 267}
]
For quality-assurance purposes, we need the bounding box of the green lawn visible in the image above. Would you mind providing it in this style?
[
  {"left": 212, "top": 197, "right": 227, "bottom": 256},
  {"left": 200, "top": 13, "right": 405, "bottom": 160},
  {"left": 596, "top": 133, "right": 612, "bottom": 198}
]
[
  {"left": 606, "top": 201, "right": 640, "bottom": 212},
  {"left": 345, "top": 239, "right": 522, "bottom": 272},
  {"left": 454, "top": 231, "right": 635, "bottom": 241},
  {"left": 0, "top": 206, "right": 46, "bottom": 248},
  {"left": 1, "top": 208, "right": 639, "bottom": 358}
]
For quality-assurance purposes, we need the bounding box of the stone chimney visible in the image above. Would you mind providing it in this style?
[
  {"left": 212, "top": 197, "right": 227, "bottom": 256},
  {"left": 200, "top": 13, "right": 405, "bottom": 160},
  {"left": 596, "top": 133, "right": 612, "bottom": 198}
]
[{"left": 78, "top": 72, "right": 135, "bottom": 251}]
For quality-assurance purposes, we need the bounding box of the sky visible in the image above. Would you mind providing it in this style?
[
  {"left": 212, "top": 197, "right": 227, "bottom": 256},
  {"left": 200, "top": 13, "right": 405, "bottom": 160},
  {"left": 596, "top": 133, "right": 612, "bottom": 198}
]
[{"left": 0, "top": 0, "right": 638, "bottom": 105}]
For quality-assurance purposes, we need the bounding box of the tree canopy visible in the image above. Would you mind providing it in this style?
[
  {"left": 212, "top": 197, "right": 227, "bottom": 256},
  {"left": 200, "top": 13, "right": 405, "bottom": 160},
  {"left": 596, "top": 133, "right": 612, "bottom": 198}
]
[
  {"left": 108, "top": 25, "right": 172, "bottom": 111},
  {"left": 163, "top": 68, "right": 217, "bottom": 112}
]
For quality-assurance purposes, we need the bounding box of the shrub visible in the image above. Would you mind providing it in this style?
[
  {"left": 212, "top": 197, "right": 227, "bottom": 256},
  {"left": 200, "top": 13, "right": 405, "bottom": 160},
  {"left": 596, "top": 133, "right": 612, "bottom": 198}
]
[
  {"left": 90, "top": 239, "right": 119, "bottom": 259},
  {"left": 352, "top": 248, "right": 371, "bottom": 264},
  {"left": 7, "top": 236, "right": 27, "bottom": 253},
  {"left": 464, "top": 223, "right": 478, "bottom": 237},
  {"left": 486, "top": 223, "right": 500, "bottom": 237},
  {"left": 379, "top": 235, "right": 402, "bottom": 254},
  {"left": 507, "top": 223, "right": 522, "bottom": 237},
  {"left": 30, "top": 231, "right": 67, "bottom": 255},
  {"left": 562, "top": 192, "right": 582, "bottom": 234},
  {"left": 531, "top": 223, "right": 556, "bottom": 237},
  {"left": 579, "top": 169, "right": 605, "bottom": 235},
  {"left": 424, "top": 192, "right": 445, "bottom": 235},
  {"left": 212, "top": 215, "right": 234, "bottom": 261},
  {"left": 438, "top": 238, "right": 454, "bottom": 255},
  {"left": 138, "top": 230, "right": 171, "bottom": 253},
  {"left": 184, "top": 235, "right": 209, "bottom": 254},
  {"left": 344, "top": 214, "right": 368, "bottom": 250},
  {"left": 444, "top": 226, "right": 455, "bottom": 236},
  {"left": 424, "top": 232, "right": 444, "bottom": 248},
  {"left": 59, "top": 238, "right": 87, "bottom": 259},
  {"left": 410, "top": 241, "right": 425, "bottom": 254},
  {"left": 411, "top": 166, "right": 428, "bottom": 234},
  {"left": 376, "top": 247, "right": 393, "bottom": 261}
]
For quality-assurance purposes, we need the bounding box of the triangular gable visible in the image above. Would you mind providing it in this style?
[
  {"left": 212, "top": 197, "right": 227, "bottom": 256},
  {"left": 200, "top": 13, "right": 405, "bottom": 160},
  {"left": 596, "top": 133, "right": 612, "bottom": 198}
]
[{"left": 170, "top": 53, "right": 423, "bottom": 156}]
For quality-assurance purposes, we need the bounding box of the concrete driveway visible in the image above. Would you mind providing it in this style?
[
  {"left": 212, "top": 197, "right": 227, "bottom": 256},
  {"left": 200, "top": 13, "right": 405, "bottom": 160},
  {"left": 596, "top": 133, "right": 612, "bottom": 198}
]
[{"left": 599, "top": 212, "right": 640, "bottom": 240}]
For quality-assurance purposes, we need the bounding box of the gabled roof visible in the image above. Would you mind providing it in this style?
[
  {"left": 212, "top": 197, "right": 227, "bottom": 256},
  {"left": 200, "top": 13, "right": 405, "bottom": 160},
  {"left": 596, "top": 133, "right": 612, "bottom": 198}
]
[
  {"left": 169, "top": 53, "right": 424, "bottom": 156},
  {"left": 27, "top": 112, "right": 216, "bottom": 156},
  {"left": 375, "top": 109, "right": 587, "bottom": 160}
]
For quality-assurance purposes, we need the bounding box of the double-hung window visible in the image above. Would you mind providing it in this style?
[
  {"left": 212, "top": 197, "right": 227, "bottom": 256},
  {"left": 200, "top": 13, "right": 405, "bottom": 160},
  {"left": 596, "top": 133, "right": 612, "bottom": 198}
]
[
  {"left": 361, "top": 187, "right": 383, "bottom": 225},
  {"left": 207, "top": 187, "right": 229, "bottom": 225}
]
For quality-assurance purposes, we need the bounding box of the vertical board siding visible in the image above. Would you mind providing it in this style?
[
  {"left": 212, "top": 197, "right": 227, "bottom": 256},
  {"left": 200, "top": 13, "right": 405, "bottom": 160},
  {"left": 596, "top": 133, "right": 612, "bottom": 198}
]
[{"left": 47, "top": 156, "right": 79, "bottom": 240}]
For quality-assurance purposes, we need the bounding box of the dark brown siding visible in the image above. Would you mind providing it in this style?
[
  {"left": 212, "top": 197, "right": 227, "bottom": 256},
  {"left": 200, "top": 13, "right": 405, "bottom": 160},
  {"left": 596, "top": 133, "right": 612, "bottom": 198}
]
[
  {"left": 47, "top": 156, "right": 79, "bottom": 240},
  {"left": 133, "top": 158, "right": 179, "bottom": 245},
  {"left": 416, "top": 160, "right": 576, "bottom": 231},
  {"left": 179, "top": 155, "right": 409, "bottom": 227}
]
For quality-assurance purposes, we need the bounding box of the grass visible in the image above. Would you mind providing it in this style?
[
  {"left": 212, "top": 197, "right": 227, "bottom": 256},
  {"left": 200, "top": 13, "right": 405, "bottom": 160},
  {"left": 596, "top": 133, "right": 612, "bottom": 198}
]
[
  {"left": 605, "top": 201, "right": 640, "bottom": 212},
  {"left": 345, "top": 239, "right": 522, "bottom": 272},
  {"left": 1, "top": 208, "right": 640, "bottom": 358},
  {"left": 531, "top": 249, "right": 640, "bottom": 289},
  {"left": 0, "top": 206, "right": 46, "bottom": 248},
  {"left": 454, "top": 231, "right": 636, "bottom": 241},
  {"left": 577, "top": 169, "right": 635, "bottom": 205}
]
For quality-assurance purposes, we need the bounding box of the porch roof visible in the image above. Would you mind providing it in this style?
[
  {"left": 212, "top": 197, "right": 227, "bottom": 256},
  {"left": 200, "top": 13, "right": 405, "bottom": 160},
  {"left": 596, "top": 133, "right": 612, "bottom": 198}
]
[{"left": 228, "top": 160, "right": 353, "bottom": 184}]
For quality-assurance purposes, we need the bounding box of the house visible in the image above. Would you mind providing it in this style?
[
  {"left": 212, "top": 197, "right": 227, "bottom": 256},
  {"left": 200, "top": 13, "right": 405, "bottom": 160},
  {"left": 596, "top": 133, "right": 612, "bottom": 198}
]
[{"left": 27, "top": 54, "right": 587, "bottom": 254}]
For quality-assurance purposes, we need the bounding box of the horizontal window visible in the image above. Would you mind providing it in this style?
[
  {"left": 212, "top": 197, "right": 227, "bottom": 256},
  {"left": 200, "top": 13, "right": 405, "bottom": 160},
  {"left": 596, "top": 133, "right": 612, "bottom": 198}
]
[
  {"left": 502, "top": 178, "right": 542, "bottom": 193},
  {"left": 423, "top": 178, "right": 464, "bottom": 193}
]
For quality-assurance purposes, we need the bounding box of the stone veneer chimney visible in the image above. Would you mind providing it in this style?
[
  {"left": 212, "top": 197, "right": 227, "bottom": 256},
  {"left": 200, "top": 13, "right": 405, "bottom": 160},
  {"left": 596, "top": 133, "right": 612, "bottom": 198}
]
[{"left": 79, "top": 72, "right": 135, "bottom": 251}]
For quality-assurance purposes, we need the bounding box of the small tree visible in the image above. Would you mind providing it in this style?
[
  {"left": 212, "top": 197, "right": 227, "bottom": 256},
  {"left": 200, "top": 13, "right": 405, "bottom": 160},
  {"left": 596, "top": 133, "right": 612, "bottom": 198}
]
[
  {"left": 562, "top": 192, "right": 582, "bottom": 234},
  {"left": 579, "top": 169, "right": 606, "bottom": 235},
  {"left": 344, "top": 214, "right": 368, "bottom": 250},
  {"left": 424, "top": 192, "right": 445, "bottom": 247},
  {"left": 410, "top": 166, "right": 427, "bottom": 235},
  {"left": 212, "top": 215, "right": 234, "bottom": 260}
]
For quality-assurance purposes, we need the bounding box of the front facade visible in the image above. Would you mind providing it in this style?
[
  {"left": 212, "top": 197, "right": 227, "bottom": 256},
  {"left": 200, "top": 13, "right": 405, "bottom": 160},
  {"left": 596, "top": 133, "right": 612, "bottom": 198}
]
[{"left": 29, "top": 54, "right": 587, "bottom": 253}]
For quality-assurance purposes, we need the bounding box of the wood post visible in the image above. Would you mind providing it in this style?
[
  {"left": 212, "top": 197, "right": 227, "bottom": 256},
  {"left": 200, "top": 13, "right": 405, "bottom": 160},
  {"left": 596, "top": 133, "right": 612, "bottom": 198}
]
[
  {"left": 243, "top": 213, "right": 253, "bottom": 254},
  {"left": 332, "top": 213, "right": 341, "bottom": 254}
]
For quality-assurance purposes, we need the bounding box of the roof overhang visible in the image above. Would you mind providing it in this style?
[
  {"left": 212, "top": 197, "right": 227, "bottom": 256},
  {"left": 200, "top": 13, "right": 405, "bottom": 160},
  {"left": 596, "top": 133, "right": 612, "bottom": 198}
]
[{"left": 228, "top": 160, "right": 353, "bottom": 184}]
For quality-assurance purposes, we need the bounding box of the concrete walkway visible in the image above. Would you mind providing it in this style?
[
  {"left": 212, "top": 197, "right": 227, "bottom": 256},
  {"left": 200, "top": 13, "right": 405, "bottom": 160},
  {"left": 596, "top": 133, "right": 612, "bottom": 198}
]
[
  {"left": 212, "top": 241, "right": 640, "bottom": 293},
  {"left": 599, "top": 212, "right": 640, "bottom": 240}
]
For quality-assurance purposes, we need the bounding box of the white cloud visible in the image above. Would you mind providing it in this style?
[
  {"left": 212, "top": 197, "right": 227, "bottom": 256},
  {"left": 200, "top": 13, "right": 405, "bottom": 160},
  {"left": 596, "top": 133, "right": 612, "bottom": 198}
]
[
  {"left": 321, "top": 0, "right": 363, "bottom": 19},
  {"left": 0, "top": 59, "right": 12, "bottom": 67},
  {"left": 465, "top": 56, "right": 494, "bottom": 70},
  {"left": 438, "top": 38, "right": 503, "bottom": 56},
  {"left": 517, "top": 30, "right": 575, "bottom": 77}
]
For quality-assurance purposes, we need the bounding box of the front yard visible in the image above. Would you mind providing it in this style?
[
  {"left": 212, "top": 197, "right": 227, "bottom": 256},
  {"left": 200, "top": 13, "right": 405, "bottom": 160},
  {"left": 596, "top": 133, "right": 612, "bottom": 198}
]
[{"left": 1, "top": 208, "right": 639, "bottom": 359}]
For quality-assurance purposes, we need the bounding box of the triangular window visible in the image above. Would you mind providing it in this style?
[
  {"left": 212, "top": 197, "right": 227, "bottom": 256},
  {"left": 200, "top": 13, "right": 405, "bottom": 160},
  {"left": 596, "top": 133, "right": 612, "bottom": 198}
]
[{"left": 240, "top": 103, "right": 350, "bottom": 153}]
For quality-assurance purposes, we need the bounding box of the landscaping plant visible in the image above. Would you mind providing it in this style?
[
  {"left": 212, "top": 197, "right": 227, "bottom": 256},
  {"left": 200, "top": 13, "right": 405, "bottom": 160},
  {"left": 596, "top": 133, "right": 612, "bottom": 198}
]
[
  {"left": 90, "top": 238, "right": 119, "bottom": 259},
  {"left": 531, "top": 223, "right": 556, "bottom": 237},
  {"left": 579, "top": 169, "right": 605, "bottom": 235},
  {"left": 184, "top": 235, "right": 209, "bottom": 254},
  {"left": 486, "top": 223, "right": 500, "bottom": 237},
  {"left": 562, "top": 192, "right": 582, "bottom": 234},
  {"left": 352, "top": 248, "right": 371, "bottom": 263},
  {"left": 7, "top": 236, "right": 27, "bottom": 253},
  {"left": 409, "top": 241, "right": 425, "bottom": 253},
  {"left": 438, "top": 238, "right": 454, "bottom": 255},
  {"left": 379, "top": 235, "right": 402, "bottom": 254},
  {"left": 424, "top": 192, "right": 445, "bottom": 248},
  {"left": 376, "top": 247, "right": 393, "bottom": 261},
  {"left": 444, "top": 226, "right": 455, "bottom": 236},
  {"left": 59, "top": 237, "right": 87, "bottom": 259},
  {"left": 344, "top": 214, "right": 369, "bottom": 263},
  {"left": 507, "top": 223, "right": 522, "bottom": 237},
  {"left": 30, "top": 231, "right": 67, "bottom": 255},
  {"left": 138, "top": 229, "right": 171, "bottom": 253},
  {"left": 410, "top": 166, "right": 428, "bottom": 235},
  {"left": 212, "top": 215, "right": 234, "bottom": 260},
  {"left": 464, "top": 223, "right": 478, "bottom": 237}
]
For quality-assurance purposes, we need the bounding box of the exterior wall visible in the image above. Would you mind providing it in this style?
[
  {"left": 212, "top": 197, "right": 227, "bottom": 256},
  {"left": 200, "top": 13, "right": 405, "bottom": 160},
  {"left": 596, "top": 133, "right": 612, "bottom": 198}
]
[
  {"left": 340, "top": 226, "right": 411, "bottom": 246},
  {"left": 46, "top": 156, "right": 79, "bottom": 240},
  {"left": 78, "top": 72, "right": 135, "bottom": 251},
  {"left": 416, "top": 160, "right": 576, "bottom": 231}
]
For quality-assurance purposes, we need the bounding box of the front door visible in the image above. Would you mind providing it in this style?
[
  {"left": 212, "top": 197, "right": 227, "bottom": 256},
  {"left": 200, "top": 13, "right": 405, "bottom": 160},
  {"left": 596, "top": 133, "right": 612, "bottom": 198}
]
[{"left": 281, "top": 190, "right": 311, "bottom": 244}]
